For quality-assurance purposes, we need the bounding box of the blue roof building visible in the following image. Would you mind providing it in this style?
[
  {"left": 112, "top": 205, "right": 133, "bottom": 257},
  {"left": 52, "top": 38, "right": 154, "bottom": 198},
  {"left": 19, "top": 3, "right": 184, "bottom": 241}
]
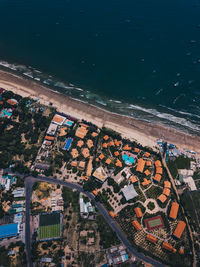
[{"left": 0, "top": 223, "right": 19, "bottom": 239}]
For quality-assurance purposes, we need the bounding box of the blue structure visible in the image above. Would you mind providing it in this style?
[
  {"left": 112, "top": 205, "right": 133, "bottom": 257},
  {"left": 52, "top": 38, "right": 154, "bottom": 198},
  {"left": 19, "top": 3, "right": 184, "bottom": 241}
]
[
  {"left": 0, "top": 223, "right": 19, "bottom": 239},
  {"left": 63, "top": 138, "right": 73, "bottom": 150},
  {"left": 122, "top": 154, "right": 135, "bottom": 165}
]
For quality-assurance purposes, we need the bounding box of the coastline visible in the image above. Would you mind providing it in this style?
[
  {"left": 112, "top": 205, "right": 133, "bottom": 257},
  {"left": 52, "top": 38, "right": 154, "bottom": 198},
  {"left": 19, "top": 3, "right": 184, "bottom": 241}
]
[{"left": 1, "top": 69, "right": 200, "bottom": 153}]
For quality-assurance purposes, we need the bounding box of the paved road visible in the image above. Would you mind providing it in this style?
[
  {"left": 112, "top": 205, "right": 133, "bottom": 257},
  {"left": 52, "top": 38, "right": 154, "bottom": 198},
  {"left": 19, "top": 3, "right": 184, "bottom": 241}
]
[{"left": 25, "top": 175, "right": 165, "bottom": 267}]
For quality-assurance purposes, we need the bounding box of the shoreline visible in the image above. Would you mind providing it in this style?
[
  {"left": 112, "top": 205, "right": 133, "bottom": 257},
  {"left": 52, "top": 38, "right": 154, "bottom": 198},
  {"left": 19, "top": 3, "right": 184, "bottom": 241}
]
[{"left": 1, "top": 69, "right": 200, "bottom": 153}]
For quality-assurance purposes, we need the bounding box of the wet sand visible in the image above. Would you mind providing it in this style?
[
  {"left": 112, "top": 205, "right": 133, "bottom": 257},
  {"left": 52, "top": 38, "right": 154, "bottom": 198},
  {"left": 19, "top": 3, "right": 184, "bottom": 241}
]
[{"left": 1, "top": 69, "right": 200, "bottom": 153}]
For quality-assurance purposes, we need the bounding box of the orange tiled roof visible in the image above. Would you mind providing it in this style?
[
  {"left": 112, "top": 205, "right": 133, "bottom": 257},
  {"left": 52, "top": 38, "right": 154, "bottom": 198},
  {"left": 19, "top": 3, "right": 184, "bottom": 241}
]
[
  {"left": 153, "top": 174, "right": 161, "bottom": 183},
  {"left": 99, "top": 153, "right": 105, "bottom": 160},
  {"left": 109, "top": 211, "right": 115, "bottom": 218},
  {"left": 102, "top": 143, "right": 108, "bottom": 148},
  {"left": 132, "top": 220, "right": 142, "bottom": 231},
  {"left": 91, "top": 132, "right": 98, "bottom": 137},
  {"left": 115, "top": 159, "right": 122, "bottom": 167},
  {"left": 136, "top": 158, "right": 145, "bottom": 173},
  {"left": 145, "top": 152, "right": 150, "bottom": 157},
  {"left": 162, "top": 242, "right": 173, "bottom": 251},
  {"left": 71, "top": 161, "right": 77, "bottom": 167},
  {"left": 134, "top": 207, "right": 143, "bottom": 218},
  {"left": 105, "top": 158, "right": 111, "bottom": 165},
  {"left": 173, "top": 221, "right": 186, "bottom": 239},
  {"left": 92, "top": 190, "right": 98, "bottom": 196},
  {"left": 156, "top": 167, "right": 163, "bottom": 174},
  {"left": 134, "top": 148, "right": 140, "bottom": 153},
  {"left": 144, "top": 169, "right": 151, "bottom": 176},
  {"left": 45, "top": 135, "right": 55, "bottom": 141},
  {"left": 82, "top": 148, "right": 90, "bottom": 158},
  {"left": 179, "top": 248, "right": 184, "bottom": 255},
  {"left": 164, "top": 181, "right": 171, "bottom": 188},
  {"left": 7, "top": 99, "right": 18, "bottom": 105},
  {"left": 114, "top": 151, "right": 120, "bottom": 156},
  {"left": 163, "top": 187, "right": 170, "bottom": 196},
  {"left": 109, "top": 141, "right": 114, "bottom": 146},
  {"left": 146, "top": 234, "right": 157, "bottom": 243},
  {"left": 157, "top": 194, "right": 167, "bottom": 203},
  {"left": 146, "top": 161, "right": 152, "bottom": 167},
  {"left": 104, "top": 135, "right": 109, "bottom": 140},
  {"left": 142, "top": 178, "right": 151, "bottom": 186},
  {"left": 52, "top": 114, "right": 64, "bottom": 124},
  {"left": 130, "top": 176, "right": 137, "bottom": 183},
  {"left": 87, "top": 139, "right": 93, "bottom": 148},
  {"left": 114, "top": 139, "right": 121, "bottom": 146},
  {"left": 71, "top": 148, "right": 79, "bottom": 159},
  {"left": 123, "top": 144, "right": 132, "bottom": 150},
  {"left": 77, "top": 140, "right": 84, "bottom": 147},
  {"left": 59, "top": 127, "right": 67, "bottom": 137},
  {"left": 155, "top": 160, "right": 162, "bottom": 167}
]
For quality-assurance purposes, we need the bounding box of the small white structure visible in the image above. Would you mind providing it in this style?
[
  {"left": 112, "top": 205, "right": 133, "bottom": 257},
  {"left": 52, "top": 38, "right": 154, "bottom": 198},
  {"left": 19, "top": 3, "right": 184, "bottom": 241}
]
[
  {"left": 183, "top": 176, "right": 197, "bottom": 191},
  {"left": 122, "top": 184, "right": 138, "bottom": 201},
  {"left": 46, "top": 123, "right": 58, "bottom": 136}
]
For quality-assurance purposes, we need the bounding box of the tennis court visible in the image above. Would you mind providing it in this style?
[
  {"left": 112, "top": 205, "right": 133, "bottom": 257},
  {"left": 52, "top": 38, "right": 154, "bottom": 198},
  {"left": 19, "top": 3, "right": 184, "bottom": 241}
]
[{"left": 145, "top": 215, "right": 164, "bottom": 231}]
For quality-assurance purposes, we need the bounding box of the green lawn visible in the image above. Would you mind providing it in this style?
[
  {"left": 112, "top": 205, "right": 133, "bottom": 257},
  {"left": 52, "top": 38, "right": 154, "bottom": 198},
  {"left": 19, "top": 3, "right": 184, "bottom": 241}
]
[{"left": 39, "top": 224, "right": 60, "bottom": 240}]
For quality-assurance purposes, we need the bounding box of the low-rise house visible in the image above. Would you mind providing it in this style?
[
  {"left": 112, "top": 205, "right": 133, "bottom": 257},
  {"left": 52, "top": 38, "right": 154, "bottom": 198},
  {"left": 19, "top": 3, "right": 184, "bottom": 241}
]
[
  {"left": 132, "top": 220, "right": 141, "bottom": 231},
  {"left": 134, "top": 207, "right": 143, "bottom": 218},
  {"left": 146, "top": 234, "right": 157, "bottom": 244},
  {"left": 136, "top": 158, "right": 145, "bottom": 173},
  {"left": 157, "top": 194, "right": 167, "bottom": 203},
  {"left": 93, "top": 167, "right": 108, "bottom": 183}
]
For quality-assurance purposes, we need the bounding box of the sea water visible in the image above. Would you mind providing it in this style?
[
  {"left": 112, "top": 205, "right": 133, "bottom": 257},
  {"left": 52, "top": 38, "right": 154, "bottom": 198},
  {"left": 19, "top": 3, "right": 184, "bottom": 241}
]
[{"left": 0, "top": 0, "right": 200, "bottom": 134}]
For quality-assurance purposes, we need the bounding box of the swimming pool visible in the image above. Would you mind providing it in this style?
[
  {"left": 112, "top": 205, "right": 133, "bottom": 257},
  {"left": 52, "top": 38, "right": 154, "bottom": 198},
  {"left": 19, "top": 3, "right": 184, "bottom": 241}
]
[
  {"left": 63, "top": 138, "right": 73, "bottom": 150},
  {"left": 122, "top": 154, "right": 135, "bottom": 165},
  {"left": 0, "top": 109, "right": 12, "bottom": 118},
  {"left": 65, "top": 120, "right": 73, "bottom": 127}
]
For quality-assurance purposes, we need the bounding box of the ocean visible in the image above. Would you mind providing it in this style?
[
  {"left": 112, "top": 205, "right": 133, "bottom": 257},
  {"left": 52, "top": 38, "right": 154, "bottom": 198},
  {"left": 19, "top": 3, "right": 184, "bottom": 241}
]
[{"left": 0, "top": 0, "right": 200, "bottom": 135}]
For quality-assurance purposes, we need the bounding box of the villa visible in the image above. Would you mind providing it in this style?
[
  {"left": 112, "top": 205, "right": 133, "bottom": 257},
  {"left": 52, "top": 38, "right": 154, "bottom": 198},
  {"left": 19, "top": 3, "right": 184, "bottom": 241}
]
[
  {"left": 169, "top": 202, "right": 179, "bottom": 220},
  {"left": 173, "top": 221, "right": 186, "bottom": 239},
  {"left": 134, "top": 207, "right": 143, "bottom": 218},
  {"left": 132, "top": 220, "right": 141, "bottom": 231}
]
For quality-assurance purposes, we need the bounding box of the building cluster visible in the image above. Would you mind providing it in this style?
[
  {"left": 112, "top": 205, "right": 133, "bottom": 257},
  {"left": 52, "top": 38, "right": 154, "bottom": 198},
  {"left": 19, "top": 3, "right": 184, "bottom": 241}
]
[
  {"left": 106, "top": 245, "right": 129, "bottom": 265},
  {"left": 79, "top": 193, "right": 96, "bottom": 220},
  {"left": 33, "top": 112, "right": 75, "bottom": 172},
  {"left": 0, "top": 173, "right": 16, "bottom": 191}
]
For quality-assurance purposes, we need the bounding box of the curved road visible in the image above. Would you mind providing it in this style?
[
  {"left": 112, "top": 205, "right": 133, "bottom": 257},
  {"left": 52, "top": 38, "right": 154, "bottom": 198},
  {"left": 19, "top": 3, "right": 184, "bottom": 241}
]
[{"left": 25, "top": 175, "right": 165, "bottom": 267}]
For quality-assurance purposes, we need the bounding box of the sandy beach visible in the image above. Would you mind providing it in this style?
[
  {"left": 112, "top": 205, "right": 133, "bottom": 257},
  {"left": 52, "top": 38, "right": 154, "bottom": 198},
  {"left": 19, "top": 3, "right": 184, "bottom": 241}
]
[{"left": 1, "top": 69, "right": 200, "bottom": 153}]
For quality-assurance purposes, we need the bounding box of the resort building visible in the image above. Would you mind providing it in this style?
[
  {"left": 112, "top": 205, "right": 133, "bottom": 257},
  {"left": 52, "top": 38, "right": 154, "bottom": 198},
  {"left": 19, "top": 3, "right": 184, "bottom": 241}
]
[
  {"left": 87, "top": 139, "right": 93, "bottom": 148},
  {"left": 46, "top": 123, "right": 58, "bottom": 136},
  {"left": 122, "top": 184, "right": 138, "bottom": 201},
  {"left": 142, "top": 178, "right": 151, "bottom": 187},
  {"left": 157, "top": 194, "right": 167, "bottom": 203},
  {"left": 75, "top": 123, "right": 88, "bottom": 139},
  {"left": 107, "top": 245, "right": 129, "bottom": 266},
  {"left": 109, "top": 211, "right": 117, "bottom": 218},
  {"left": 146, "top": 160, "right": 152, "bottom": 167},
  {"left": 155, "top": 160, "right": 162, "bottom": 167},
  {"left": 52, "top": 114, "right": 66, "bottom": 125},
  {"left": 92, "top": 190, "right": 98, "bottom": 196},
  {"left": 144, "top": 152, "right": 150, "bottom": 157},
  {"left": 162, "top": 242, "right": 173, "bottom": 252},
  {"left": 99, "top": 153, "right": 105, "bottom": 160},
  {"left": 7, "top": 98, "right": 18, "bottom": 105},
  {"left": 0, "top": 174, "right": 16, "bottom": 191},
  {"left": 134, "top": 148, "right": 140, "bottom": 153},
  {"left": 78, "top": 161, "right": 86, "bottom": 170},
  {"left": 146, "top": 234, "right": 157, "bottom": 244},
  {"left": 115, "top": 159, "right": 122, "bottom": 167},
  {"left": 59, "top": 127, "right": 67, "bottom": 137},
  {"left": 114, "top": 151, "right": 120, "bottom": 157},
  {"left": 45, "top": 135, "right": 55, "bottom": 141},
  {"left": 164, "top": 181, "right": 171, "bottom": 188},
  {"left": 179, "top": 247, "right": 184, "bottom": 255},
  {"left": 114, "top": 139, "right": 121, "bottom": 146},
  {"left": 130, "top": 176, "right": 137, "bottom": 184},
  {"left": 153, "top": 174, "right": 161, "bottom": 183},
  {"left": 132, "top": 220, "right": 142, "bottom": 231},
  {"left": 91, "top": 132, "right": 98, "bottom": 137},
  {"left": 71, "top": 161, "right": 77, "bottom": 167},
  {"left": 134, "top": 207, "right": 143, "bottom": 218},
  {"left": 81, "top": 148, "right": 90, "bottom": 158},
  {"left": 71, "top": 148, "right": 79, "bottom": 159},
  {"left": 105, "top": 158, "right": 111, "bottom": 165},
  {"left": 109, "top": 141, "right": 114, "bottom": 147},
  {"left": 93, "top": 167, "right": 108, "bottom": 183},
  {"left": 169, "top": 202, "right": 179, "bottom": 220},
  {"left": 103, "top": 135, "right": 109, "bottom": 141},
  {"left": 77, "top": 140, "right": 84, "bottom": 147},
  {"left": 123, "top": 144, "right": 132, "bottom": 150},
  {"left": 162, "top": 188, "right": 170, "bottom": 197},
  {"left": 173, "top": 221, "right": 186, "bottom": 239},
  {"left": 102, "top": 142, "right": 108, "bottom": 148},
  {"left": 136, "top": 158, "right": 145, "bottom": 173},
  {"left": 156, "top": 167, "right": 163, "bottom": 174},
  {"left": 144, "top": 170, "right": 151, "bottom": 176}
]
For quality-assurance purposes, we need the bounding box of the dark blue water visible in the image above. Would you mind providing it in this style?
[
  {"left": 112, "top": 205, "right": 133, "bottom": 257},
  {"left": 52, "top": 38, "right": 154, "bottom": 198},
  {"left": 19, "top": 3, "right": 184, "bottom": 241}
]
[{"left": 0, "top": 0, "right": 200, "bottom": 133}]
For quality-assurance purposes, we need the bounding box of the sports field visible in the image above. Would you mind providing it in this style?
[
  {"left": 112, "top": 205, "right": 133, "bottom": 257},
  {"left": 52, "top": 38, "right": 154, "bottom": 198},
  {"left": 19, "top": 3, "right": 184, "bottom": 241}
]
[
  {"left": 38, "top": 213, "right": 61, "bottom": 240},
  {"left": 38, "top": 224, "right": 60, "bottom": 240},
  {"left": 39, "top": 213, "right": 60, "bottom": 226},
  {"left": 145, "top": 215, "right": 164, "bottom": 231}
]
